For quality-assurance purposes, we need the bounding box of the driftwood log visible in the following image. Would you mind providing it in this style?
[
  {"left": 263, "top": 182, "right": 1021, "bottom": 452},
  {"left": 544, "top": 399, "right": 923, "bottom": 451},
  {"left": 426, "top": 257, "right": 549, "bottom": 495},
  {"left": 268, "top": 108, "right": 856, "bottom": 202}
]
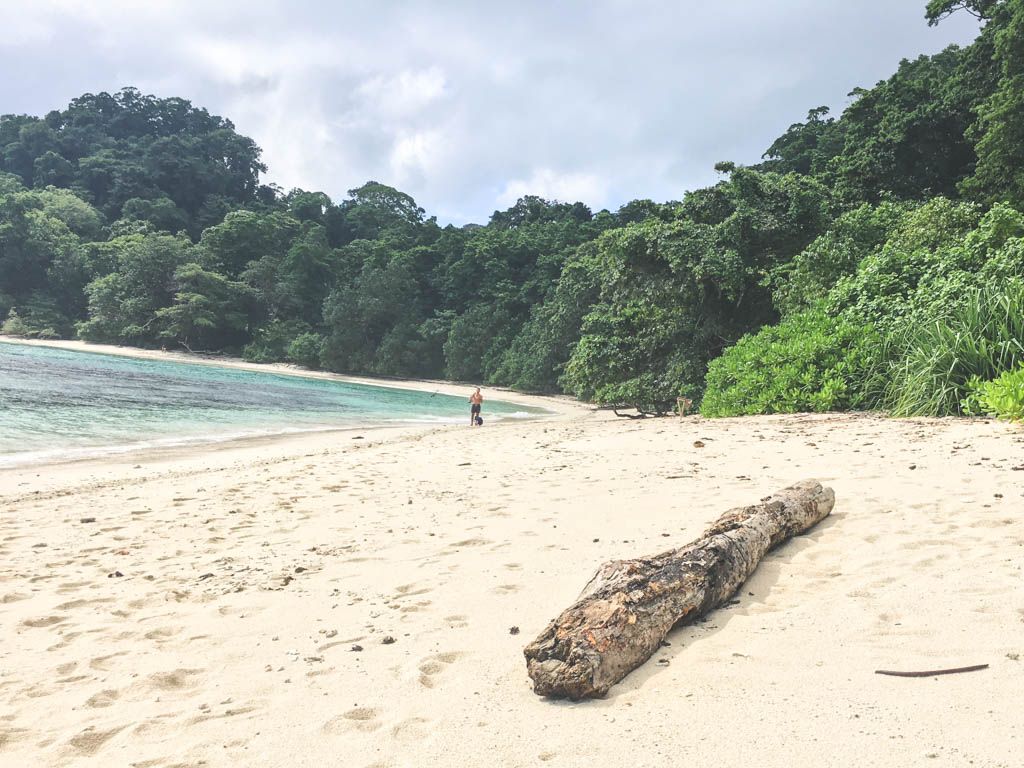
[{"left": 524, "top": 479, "right": 835, "bottom": 699}]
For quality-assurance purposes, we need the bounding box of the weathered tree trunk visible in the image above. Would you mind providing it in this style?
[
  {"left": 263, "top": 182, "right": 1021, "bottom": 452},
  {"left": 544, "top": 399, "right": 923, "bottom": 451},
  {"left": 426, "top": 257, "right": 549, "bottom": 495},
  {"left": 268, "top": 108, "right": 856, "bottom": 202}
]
[{"left": 524, "top": 479, "right": 835, "bottom": 699}]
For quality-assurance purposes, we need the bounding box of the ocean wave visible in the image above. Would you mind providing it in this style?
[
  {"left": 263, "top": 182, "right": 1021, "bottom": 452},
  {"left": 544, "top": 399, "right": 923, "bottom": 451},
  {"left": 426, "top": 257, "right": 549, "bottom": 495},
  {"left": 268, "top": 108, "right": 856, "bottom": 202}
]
[{"left": 496, "top": 410, "right": 538, "bottom": 419}]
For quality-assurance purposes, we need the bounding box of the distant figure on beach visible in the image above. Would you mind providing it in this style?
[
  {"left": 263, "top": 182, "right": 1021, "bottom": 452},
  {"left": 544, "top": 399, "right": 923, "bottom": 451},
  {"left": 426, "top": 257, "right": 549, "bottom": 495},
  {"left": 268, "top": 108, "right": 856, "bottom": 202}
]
[{"left": 469, "top": 387, "right": 483, "bottom": 426}]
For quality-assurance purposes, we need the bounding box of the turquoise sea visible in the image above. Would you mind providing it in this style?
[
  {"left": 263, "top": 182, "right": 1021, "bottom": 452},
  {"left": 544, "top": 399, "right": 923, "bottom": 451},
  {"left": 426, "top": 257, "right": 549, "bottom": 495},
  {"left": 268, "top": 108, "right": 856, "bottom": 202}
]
[{"left": 0, "top": 342, "right": 543, "bottom": 467}]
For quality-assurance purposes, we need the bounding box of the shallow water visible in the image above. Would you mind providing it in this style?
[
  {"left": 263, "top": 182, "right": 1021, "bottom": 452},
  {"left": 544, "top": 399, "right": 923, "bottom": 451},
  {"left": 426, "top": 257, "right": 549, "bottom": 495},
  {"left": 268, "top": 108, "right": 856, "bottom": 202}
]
[{"left": 0, "top": 342, "right": 542, "bottom": 466}]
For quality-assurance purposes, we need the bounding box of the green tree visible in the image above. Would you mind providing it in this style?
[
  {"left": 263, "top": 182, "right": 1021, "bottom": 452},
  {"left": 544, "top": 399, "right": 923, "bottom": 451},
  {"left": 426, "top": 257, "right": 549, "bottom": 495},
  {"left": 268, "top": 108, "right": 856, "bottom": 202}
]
[
  {"left": 562, "top": 168, "right": 831, "bottom": 409},
  {"left": 926, "top": 0, "right": 1001, "bottom": 25},
  {"left": 286, "top": 331, "right": 324, "bottom": 368},
  {"left": 491, "top": 241, "right": 603, "bottom": 391},
  {"left": 156, "top": 263, "right": 251, "bottom": 350},
  {"left": 275, "top": 222, "right": 335, "bottom": 325},
  {"left": 1, "top": 87, "right": 266, "bottom": 233},
  {"left": 77, "top": 233, "right": 193, "bottom": 343},
  {"left": 958, "top": 0, "right": 1024, "bottom": 205},
  {"left": 340, "top": 181, "right": 426, "bottom": 241},
  {"left": 200, "top": 210, "right": 299, "bottom": 278},
  {"left": 771, "top": 201, "right": 910, "bottom": 315}
]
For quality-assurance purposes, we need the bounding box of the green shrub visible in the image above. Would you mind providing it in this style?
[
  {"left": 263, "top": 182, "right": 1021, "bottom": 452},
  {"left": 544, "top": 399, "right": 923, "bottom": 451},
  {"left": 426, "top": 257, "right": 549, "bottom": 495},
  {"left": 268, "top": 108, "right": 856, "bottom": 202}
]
[
  {"left": 828, "top": 202, "right": 1024, "bottom": 332},
  {"left": 0, "top": 308, "right": 62, "bottom": 339},
  {"left": 772, "top": 201, "right": 909, "bottom": 315},
  {"left": 885, "top": 280, "right": 1024, "bottom": 416},
  {"left": 961, "top": 366, "right": 1024, "bottom": 421},
  {"left": 701, "top": 309, "right": 880, "bottom": 417},
  {"left": 826, "top": 199, "right": 985, "bottom": 331},
  {"left": 561, "top": 300, "right": 698, "bottom": 413},
  {"left": 959, "top": 376, "right": 988, "bottom": 417},
  {"left": 286, "top": 332, "right": 323, "bottom": 369},
  {"left": 1, "top": 309, "right": 29, "bottom": 336},
  {"left": 242, "top": 319, "right": 312, "bottom": 363}
]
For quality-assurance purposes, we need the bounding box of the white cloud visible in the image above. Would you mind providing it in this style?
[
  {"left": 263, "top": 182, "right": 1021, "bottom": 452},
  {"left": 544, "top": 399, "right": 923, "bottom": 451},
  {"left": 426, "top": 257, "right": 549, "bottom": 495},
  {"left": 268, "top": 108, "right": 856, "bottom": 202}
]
[
  {"left": 497, "top": 169, "right": 610, "bottom": 210},
  {"left": 0, "top": 1, "right": 983, "bottom": 223},
  {"left": 390, "top": 130, "right": 446, "bottom": 181},
  {"left": 357, "top": 67, "right": 447, "bottom": 118}
]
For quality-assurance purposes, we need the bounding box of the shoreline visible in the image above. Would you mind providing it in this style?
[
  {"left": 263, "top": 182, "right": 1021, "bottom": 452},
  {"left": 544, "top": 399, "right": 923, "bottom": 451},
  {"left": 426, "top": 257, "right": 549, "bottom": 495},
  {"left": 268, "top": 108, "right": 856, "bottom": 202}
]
[
  {"left": 0, "top": 335, "right": 582, "bottom": 415},
  {"left": 0, "top": 335, "right": 585, "bottom": 471}
]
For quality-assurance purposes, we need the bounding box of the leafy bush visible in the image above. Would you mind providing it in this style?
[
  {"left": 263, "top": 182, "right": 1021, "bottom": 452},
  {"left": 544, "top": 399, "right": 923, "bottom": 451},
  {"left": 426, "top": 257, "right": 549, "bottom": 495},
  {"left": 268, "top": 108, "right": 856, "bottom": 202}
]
[
  {"left": 961, "top": 366, "right": 1024, "bottom": 421},
  {"left": 826, "top": 198, "right": 985, "bottom": 330},
  {"left": 884, "top": 280, "right": 1024, "bottom": 416},
  {"left": 1, "top": 297, "right": 73, "bottom": 338},
  {"left": 286, "top": 332, "right": 323, "bottom": 369},
  {"left": 772, "top": 201, "right": 909, "bottom": 315},
  {"left": 243, "top": 319, "right": 312, "bottom": 363},
  {"left": 443, "top": 302, "right": 517, "bottom": 382},
  {"left": 561, "top": 300, "right": 699, "bottom": 413},
  {"left": 701, "top": 309, "right": 880, "bottom": 417},
  {"left": 1, "top": 309, "right": 29, "bottom": 336}
]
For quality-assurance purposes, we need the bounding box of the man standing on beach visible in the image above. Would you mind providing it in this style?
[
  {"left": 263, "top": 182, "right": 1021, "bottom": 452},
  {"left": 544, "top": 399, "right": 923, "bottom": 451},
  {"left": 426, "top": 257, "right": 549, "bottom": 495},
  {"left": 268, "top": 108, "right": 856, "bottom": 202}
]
[{"left": 469, "top": 387, "right": 483, "bottom": 426}]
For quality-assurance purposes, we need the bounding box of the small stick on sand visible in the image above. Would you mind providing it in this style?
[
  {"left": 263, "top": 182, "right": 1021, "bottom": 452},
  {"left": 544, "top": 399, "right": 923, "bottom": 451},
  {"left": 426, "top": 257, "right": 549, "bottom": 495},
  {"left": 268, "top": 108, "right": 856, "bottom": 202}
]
[{"left": 875, "top": 664, "right": 989, "bottom": 678}]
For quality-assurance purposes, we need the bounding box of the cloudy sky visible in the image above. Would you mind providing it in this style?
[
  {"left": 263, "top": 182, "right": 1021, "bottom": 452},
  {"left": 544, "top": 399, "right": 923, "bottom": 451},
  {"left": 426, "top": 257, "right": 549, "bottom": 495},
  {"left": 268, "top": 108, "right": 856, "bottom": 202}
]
[{"left": 2, "top": 1, "right": 980, "bottom": 223}]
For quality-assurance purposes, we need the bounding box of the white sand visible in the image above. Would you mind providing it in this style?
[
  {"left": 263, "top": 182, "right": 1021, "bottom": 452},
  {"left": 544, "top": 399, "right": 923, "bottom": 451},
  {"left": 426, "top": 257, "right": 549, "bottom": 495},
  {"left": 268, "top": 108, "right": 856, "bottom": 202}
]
[{"left": 1, "top": 346, "right": 1023, "bottom": 767}]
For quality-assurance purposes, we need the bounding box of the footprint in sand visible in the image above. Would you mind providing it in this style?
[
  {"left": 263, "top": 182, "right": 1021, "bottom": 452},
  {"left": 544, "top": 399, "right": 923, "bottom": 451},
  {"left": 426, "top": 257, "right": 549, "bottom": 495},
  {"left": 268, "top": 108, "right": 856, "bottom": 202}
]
[
  {"left": 444, "top": 614, "right": 469, "bottom": 628},
  {"left": 390, "top": 716, "right": 430, "bottom": 743},
  {"left": 393, "top": 583, "right": 432, "bottom": 597},
  {"left": 56, "top": 597, "right": 114, "bottom": 611},
  {"left": 398, "top": 600, "right": 432, "bottom": 614},
  {"left": 446, "top": 538, "right": 490, "bottom": 551},
  {"left": 46, "top": 630, "right": 84, "bottom": 653},
  {"left": 22, "top": 615, "right": 66, "bottom": 628},
  {"left": 89, "top": 651, "right": 130, "bottom": 671},
  {"left": 323, "top": 707, "right": 382, "bottom": 734},
  {"left": 143, "top": 626, "right": 180, "bottom": 641},
  {"left": 84, "top": 688, "right": 121, "bottom": 708},
  {"left": 417, "top": 651, "right": 462, "bottom": 689},
  {"left": 66, "top": 725, "right": 126, "bottom": 756},
  {"left": 0, "top": 726, "right": 30, "bottom": 750},
  {"left": 145, "top": 668, "right": 203, "bottom": 692}
]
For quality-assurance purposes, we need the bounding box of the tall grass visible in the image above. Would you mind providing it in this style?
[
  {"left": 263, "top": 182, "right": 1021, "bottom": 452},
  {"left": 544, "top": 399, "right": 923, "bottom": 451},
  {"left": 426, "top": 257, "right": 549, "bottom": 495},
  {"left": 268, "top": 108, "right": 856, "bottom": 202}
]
[{"left": 884, "top": 280, "right": 1024, "bottom": 417}]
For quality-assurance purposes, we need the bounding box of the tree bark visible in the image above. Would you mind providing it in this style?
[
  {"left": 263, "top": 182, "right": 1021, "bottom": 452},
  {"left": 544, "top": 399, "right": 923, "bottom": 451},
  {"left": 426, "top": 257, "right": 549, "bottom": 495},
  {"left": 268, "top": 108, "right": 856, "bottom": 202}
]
[{"left": 523, "top": 479, "right": 835, "bottom": 699}]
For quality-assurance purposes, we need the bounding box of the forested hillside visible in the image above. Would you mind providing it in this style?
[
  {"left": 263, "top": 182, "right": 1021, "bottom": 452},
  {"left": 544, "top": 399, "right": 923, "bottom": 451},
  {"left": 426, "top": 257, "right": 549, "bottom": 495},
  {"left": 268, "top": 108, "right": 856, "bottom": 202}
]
[{"left": 2, "top": 0, "right": 1023, "bottom": 420}]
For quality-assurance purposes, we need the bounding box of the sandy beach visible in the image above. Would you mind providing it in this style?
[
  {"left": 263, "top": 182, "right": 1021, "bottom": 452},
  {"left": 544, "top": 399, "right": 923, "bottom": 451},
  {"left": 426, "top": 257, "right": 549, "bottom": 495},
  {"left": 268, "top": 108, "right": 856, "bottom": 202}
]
[{"left": 2, "top": 347, "right": 1023, "bottom": 766}]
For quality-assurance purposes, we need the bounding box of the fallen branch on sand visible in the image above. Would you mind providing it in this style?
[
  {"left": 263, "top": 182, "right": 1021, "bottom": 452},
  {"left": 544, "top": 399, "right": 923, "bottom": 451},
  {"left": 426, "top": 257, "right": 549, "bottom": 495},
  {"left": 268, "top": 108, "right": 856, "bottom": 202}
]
[
  {"left": 524, "top": 480, "right": 835, "bottom": 699},
  {"left": 875, "top": 664, "right": 988, "bottom": 677}
]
